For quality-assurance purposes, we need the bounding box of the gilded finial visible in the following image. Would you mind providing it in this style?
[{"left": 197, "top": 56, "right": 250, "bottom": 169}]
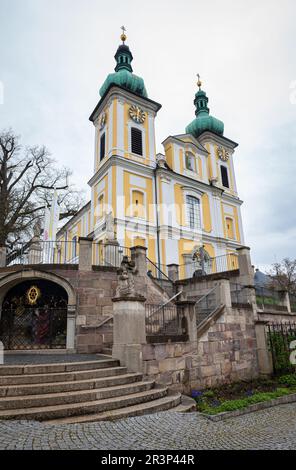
[
  {"left": 120, "top": 25, "right": 127, "bottom": 44},
  {"left": 197, "top": 73, "right": 202, "bottom": 90}
]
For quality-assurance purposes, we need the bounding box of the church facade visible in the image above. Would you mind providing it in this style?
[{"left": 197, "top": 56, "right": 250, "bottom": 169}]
[{"left": 57, "top": 31, "right": 245, "bottom": 278}]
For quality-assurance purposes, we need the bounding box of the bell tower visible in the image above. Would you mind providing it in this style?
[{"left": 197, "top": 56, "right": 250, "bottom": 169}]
[{"left": 87, "top": 29, "right": 161, "bottom": 255}]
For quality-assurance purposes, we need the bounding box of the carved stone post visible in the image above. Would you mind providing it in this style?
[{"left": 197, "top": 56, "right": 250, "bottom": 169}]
[
  {"left": 28, "top": 238, "right": 43, "bottom": 264},
  {"left": 255, "top": 321, "right": 273, "bottom": 375},
  {"left": 78, "top": 237, "right": 93, "bottom": 271},
  {"left": 237, "top": 246, "right": 254, "bottom": 286},
  {"left": 66, "top": 305, "right": 76, "bottom": 350},
  {"left": 112, "top": 255, "right": 147, "bottom": 372},
  {"left": 167, "top": 263, "right": 179, "bottom": 282}
]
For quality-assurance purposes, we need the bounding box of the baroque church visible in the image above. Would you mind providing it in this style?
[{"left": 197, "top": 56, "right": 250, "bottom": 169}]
[{"left": 57, "top": 29, "right": 245, "bottom": 278}]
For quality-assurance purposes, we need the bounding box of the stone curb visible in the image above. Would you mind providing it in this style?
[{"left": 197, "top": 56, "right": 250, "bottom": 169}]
[{"left": 198, "top": 392, "right": 296, "bottom": 422}]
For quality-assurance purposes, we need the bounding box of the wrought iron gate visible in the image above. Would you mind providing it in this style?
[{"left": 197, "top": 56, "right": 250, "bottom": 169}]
[{"left": 0, "top": 306, "right": 67, "bottom": 350}]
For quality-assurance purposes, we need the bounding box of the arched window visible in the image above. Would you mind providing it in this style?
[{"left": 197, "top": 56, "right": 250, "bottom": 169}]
[
  {"left": 226, "top": 217, "right": 235, "bottom": 239},
  {"left": 185, "top": 151, "right": 195, "bottom": 171},
  {"left": 131, "top": 127, "right": 143, "bottom": 156},
  {"left": 100, "top": 133, "right": 105, "bottom": 161},
  {"left": 132, "top": 190, "right": 145, "bottom": 218},
  {"left": 186, "top": 195, "right": 201, "bottom": 230},
  {"left": 220, "top": 165, "right": 229, "bottom": 188}
]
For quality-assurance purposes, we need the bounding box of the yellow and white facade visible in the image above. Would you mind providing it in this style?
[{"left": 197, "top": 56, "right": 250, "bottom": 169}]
[{"left": 57, "top": 35, "right": 245, "bottom": 274}]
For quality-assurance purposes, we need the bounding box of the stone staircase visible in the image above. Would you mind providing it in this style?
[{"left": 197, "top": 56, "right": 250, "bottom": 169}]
[{"left": 0, "top": 357, "right": 195, "bottom": 424}]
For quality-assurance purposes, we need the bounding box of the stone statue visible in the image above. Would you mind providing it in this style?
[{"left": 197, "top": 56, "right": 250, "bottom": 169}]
[
  {"left": 105, "top": 212, "right": 115, "bottom": 241},
  {"left": 115, "top": 256, "right": 138, "bottom": 298},
  {"left": 33, "top": 219, "right": 42, "bottom": 238}
]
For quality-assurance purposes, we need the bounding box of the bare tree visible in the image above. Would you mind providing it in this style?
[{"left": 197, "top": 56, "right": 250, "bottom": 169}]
[
  {"left": 0, "top": 129, "right": 84, "bottom": 252},
  {"left": 267, "top": 258, "right": 296, "bottom": 294}
]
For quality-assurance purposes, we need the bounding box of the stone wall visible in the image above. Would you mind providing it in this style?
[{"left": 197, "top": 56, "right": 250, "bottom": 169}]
[
  {"left": 257, "top": 310, "right": 296, "bottom": 323},
  {"left": 142, "top": 304, "right": 259, "bottom": 393}
]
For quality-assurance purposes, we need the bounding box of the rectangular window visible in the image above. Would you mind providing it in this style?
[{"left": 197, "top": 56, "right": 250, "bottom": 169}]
[
  {"left": 100, "top": 133, "right": 105, "bottom": 161},
  {"left": 221, "top": 165, "right": 229, "bottom": 188},
  {"left": 131, "top": 127, "right": 143, "bottom": 156},
  {"left": 186, "top": 195, "right": 201, "bottom": 230}
]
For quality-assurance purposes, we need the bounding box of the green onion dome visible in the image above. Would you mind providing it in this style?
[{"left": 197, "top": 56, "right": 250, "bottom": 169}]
[
  {"left": 186, "top": 86, "right": 224, "bottom": 138},
  {"left": 99, "top": 42, "right": 148, "bottom": 98}
]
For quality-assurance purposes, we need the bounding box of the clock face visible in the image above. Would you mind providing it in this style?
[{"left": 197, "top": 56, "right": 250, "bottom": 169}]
[
  {"left": 217, "top": 146, "right": 229, "bottom": 162},
  {"left": 129, "top": 105, "right": 146, "bottom": 124},
  {"left": 100, "top": 112, "right": 107, "bottom": 129}
]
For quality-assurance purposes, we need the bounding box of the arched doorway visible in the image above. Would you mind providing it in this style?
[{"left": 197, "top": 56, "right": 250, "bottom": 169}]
[{"left": 0, "top": 280, "right": 68, "bottom": 350}]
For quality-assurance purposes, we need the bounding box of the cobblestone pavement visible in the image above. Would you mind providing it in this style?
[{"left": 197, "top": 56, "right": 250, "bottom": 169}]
[{"left": 1, "top": 403, "right": 296, "bottom": 450}]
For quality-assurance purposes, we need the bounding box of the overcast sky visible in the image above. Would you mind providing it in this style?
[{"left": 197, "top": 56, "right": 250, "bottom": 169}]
[{"left": 0, "top": 0, "right": 295, "bottom": 269}]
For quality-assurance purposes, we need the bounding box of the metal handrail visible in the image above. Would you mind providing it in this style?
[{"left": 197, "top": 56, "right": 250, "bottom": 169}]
[
  {"left": 146, "top": 256, "right": 172, "bottom": 282},
  {"left": 194, "top": 285, "right": 218, "bottom": 308},
  {"left": 147, "top": 290, "right": 183, "bottom": 317}
]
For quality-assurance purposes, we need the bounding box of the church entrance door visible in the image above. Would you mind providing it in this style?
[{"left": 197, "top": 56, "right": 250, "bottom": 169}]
[{"left": 0, "top": 280, "right": 68, "bottom": 350}]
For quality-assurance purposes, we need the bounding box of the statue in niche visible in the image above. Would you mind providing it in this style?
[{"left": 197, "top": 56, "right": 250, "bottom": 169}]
[{"left": 115, "top": 256, "right": 138, "bottom": 297}]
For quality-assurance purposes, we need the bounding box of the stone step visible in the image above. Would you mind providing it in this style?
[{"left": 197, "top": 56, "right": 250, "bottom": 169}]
[
  {"left": 0, "top": 372, "right": 143, "bottom": 397},
  {"left": 45, "top": 393, "right": 182, "bottom": 424},
  {"left": 0, "top": 380, "right": 155, "bottom": 410},
  {"left": 0, "top": 387, "right": 168, "bottom": 421},
  {"left": 0, "top": 366, "right": 127, "bottom": 386},
  {"left": 168, "top": 395, "right": 196, "bottom": 412},
  {"left": 0, "top": 359, "right": 119, "bottom": 376},
  {"left": 101, "top": 348, "right": 112, "bottom": 355}
]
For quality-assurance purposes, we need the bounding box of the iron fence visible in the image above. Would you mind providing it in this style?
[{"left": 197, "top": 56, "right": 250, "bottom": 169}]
[
  {"left": 145, "top": 302, "right": 187, "bottom": 340},
  {"left": 230, "top": 283, "right": 251, "bottom": 306},
  {"left": 92, "top": 243, "right": 131, "bottom": 267},
  {"left": 256, "top": 286, "right": 287, "bottom": 311},
  {"left": 0, "top": 307, "right": 67, "bottom": 350},
  {"left": 6, "top": 240, "right": 79, "bottom": 266},
  {"left": 195, "top": 284, "right": 221, "bottom": 327},
  {"left": 179, "top": 252, "right": 238, "bottom": 280},
  {"left": 266, "top": 322, "right": 296, "bottom": 374},
  {"left": 290, "top": 294, "right": 296, "bottom": 313}
]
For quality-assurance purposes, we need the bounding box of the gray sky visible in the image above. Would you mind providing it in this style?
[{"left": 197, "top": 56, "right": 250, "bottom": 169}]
[{"left": 0, "top": 0, "right": 295, "bottom": 269}]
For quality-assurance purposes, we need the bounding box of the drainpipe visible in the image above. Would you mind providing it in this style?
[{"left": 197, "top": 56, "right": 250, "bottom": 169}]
[{"left": 154, "top": 167, "right": 161, "bottom": 271}]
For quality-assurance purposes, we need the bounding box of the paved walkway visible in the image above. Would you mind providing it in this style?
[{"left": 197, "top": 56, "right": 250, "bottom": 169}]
[{"left": 1, "top": 403, "right": 296, "bottom": 450}]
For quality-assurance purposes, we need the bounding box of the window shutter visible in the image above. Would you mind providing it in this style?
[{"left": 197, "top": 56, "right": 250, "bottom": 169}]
[
  {"left": 131, "top": 127, "right": 143, "bottom": 156},
  {"left": 100, "top": 134, "right": 105, "bottom": 161},
  {"left": 221, "top": 165, "right": 229, "bottom": 188}
]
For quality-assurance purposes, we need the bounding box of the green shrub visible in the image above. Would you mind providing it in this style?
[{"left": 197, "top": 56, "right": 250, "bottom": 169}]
[
  {"left": 278, "top": 374, "right": 296, "bottom": 387},
  {"left": 203, "top": 387, "right": 296, "bottom": 415},
  {"left": 202, "top": 390, "right": 215, "bottom": 399}
]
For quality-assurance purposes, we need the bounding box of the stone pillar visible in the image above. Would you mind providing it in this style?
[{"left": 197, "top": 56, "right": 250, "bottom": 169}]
[
  {"left": 130, "top": 245, "right": 147, "bottom": 277},
  {"left": 0, "top": 246, "right": 7, "bottom": 267},
  {"left": 112, "top": 295, "right": 147, "bottom": 372},
  {"left": 167, "top": 264, "right": 179, "bottom": 282},
  {"left": 28, "top": 238, "right": 43, "bottom": 264},
  {"left": 255, "top": 321, "right": 273, "bottom": 376},
  {"left": 218, "top": 279, "right": 232, "bottom": 308},
  {"left": 66, "top": 305, "right": 76, "bottom": 350},
  {"left": 237, "top": 246, "right": 254, "bottom": 286},
  {"left": 78, "top": 237, "right": 93, "bottom": 271},
  {"left": 278, "top": 290, "right": 291, "bottom": 313},
  {"left": 103, "top": 239, "right": 120, "bottom": 267}
]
